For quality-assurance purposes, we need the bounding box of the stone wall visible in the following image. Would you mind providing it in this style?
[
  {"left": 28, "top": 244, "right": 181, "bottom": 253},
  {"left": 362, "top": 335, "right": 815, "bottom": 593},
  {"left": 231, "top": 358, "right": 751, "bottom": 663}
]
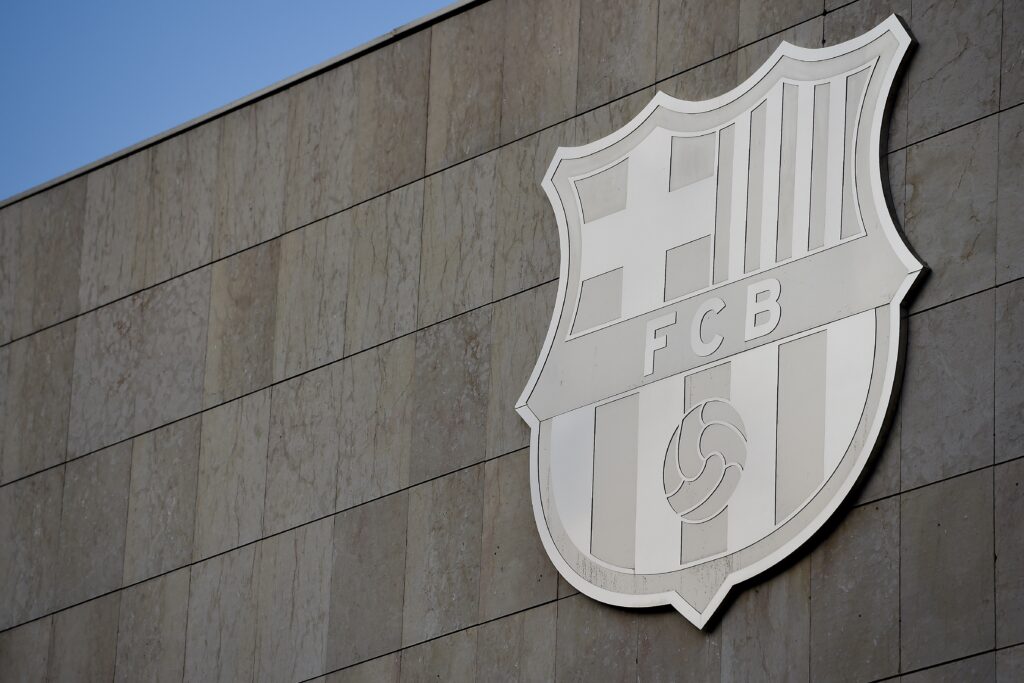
[{"left": 1, "top": 0, "right": 1022, "bottom": 680}]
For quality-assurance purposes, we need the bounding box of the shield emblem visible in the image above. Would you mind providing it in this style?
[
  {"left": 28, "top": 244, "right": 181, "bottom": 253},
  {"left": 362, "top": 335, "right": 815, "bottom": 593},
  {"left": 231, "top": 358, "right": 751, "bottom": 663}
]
[{"left": 517, "top": 16, "right": 922, "bottom": 628}]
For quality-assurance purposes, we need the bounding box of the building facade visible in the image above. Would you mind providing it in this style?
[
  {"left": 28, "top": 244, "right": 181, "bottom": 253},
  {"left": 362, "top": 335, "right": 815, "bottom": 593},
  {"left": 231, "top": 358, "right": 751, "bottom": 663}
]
[{"left": 0, "top": 0, "right": 1022, "bottom": 681}]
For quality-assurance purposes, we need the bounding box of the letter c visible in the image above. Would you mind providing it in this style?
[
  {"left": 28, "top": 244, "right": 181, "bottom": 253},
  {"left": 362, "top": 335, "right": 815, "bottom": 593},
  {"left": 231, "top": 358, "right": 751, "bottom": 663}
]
[{"left": 691, "top": 297, "right": 726, "bottom": 357}]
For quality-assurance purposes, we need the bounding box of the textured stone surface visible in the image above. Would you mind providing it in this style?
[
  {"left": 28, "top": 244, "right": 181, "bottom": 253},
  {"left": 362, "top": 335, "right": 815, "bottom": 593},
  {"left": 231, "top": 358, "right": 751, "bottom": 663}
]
[
  {"left": 575, "top": 88, "right": 657, "bottom": 145},
  {"left": 273, "top": 216, "right": 350, "bottom": 381},
  {"left": 0, "top": 467, "right": 63, "bottom": 630},
  {"left": 193, "top": 390, "right": 270, "bottom": 561},
  {"left": 341, "top": 182, "right": 423, "bottom": 355},
  {"left": 999, "top": 645, "right": 1024, "bottom": 683},
  {"left": 995, "top": 457, "right": 1024, "bottom": 648},
  {"left": 214, "top": 94, "right": 288, "bottom": 259},
  {"left": 485, "top": 283, "right": 554, "bottom": 459},
  {"left": 906, "top": 0, "right": 1000, "bottom": 144},
  {"left": 901, "top": 469, "right": 994, "bottom": 671},
  {"left": 123, "top": 416, "right": 201, "bottom": 584},
  {"left": 0, "top": 616, "right": 51, "bottom": 682},
  {"left": 184, "top": 545, "right": 258, "bottom": 683},
  {"left": 476, "top": 603, "right": 557, "bottom": 682},
  {"left": 327, "top": 491, "right": 408, "bottom": 670},
  {"left": 47, "top": 592, "right": 119, "bottom": 683},
  {"left": 0, "top": 320, "right": 75, "bottom": 484},
  {"left": 337, "top": 337, "right": 414, "bottom": 509},
  {"left": 254, "top": 517, "right": 333, "bottom": 683},
  {"left": 856, "top": 404, "right": 901, "bottom": 504},
  {"left": 810, "top": 499, "right": 900, "bottom": 682},
  {"left": 79, "top": 151, "right": 149, "bottom": 312},
  {"left": 737, "top": 0, "right": 820, "bottom": 45},
  {"left": 903, "top": 292, "right": 994, "bottom": 489},
  {"left": 410, "top": 307, "right": 492, "bottom": 482},
  {"left": 114, "top": 569, "right": 189, "bottom": 683},
  {"left": 905, "top": 117, "right": 997, "bottom": 313},
  {"left": 203, "top": 241, "right": 279, "bottom": 407},
  {"left": 419, "top": 151, "right": 498, "bottom": 326},
  {"left": 555, "top": 594, "right": 638, "bottom": 682},
  {"left": 492, "top": 123, "right": 573, "bottom": 300},
  {"left": 657, "top": 0, "right": 739, "bottom": 80},
  {"left": 500, "top": 0, "right": 579, "bottom": 143},
  {"left": 146, "top": 123, "right": 217, "bottom": 287},
  {"left": 57, "top": 442, "right": 132, "bottom": 609},
  {"left": 998, "top": 106, "right": 1024, "bottom": 286},
  {"left": 400, "top": 628, "right": 478, "bottom": 682},
  {"left": 576, "top": 0, "right": 658, "bottom": 112},
  {"left": 328, "top": 654, "right": 401, "bottom": 683},
  {"left": 1005, "top": 0, "right": 1024, "bottom": 108},
  {"left": 425, "top": 1, "right": 504, "bottom": 171},
  {"left": 264, "top": 364, "right": 342, "bottom": 535},
  {"left": 637, "top": 607, "right": 721, "bottom": 682},
  {"left": 901, "top": 652, "right": 996, "bottom": 683},
  {"left": 720, "top": 556, "right": 811, "bottom": 682},
  {"left": 996, "top": 280, "right": 1024, "bottom": 464},
  {"left": 479, "top": 450, "right": 557, "bottom": 620},
  {"left": 403, "top": 465, "right": 484, "bottom": 645}
]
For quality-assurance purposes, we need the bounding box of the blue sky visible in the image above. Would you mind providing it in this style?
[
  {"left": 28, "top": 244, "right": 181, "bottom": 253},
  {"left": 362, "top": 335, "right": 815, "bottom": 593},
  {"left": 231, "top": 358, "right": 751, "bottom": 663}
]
[{"left": 0, "top": 0, "right": 450, "bottom": 201}]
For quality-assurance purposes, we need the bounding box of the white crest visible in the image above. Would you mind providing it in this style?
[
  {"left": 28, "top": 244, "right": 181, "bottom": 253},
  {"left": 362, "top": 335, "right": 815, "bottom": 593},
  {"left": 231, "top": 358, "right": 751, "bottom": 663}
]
[{"left": 517, "top": 16, "right": 921, "bottom": 628}]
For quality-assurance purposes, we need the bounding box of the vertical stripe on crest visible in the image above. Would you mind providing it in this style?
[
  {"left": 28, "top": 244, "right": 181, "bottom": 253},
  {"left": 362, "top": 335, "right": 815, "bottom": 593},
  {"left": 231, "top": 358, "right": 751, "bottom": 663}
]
[
  {"left": 713, "top": 125, "right": 734, "bottom": 284},
  {"left": 591, "top": 393, "right": 640, "bottom": 569}
]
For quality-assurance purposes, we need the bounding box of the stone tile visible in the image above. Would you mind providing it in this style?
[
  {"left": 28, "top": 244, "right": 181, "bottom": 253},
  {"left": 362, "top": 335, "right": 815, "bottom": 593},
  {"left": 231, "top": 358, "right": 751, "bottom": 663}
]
[
  {"left": 410, "top": 307, "right": 492, "bottom": 483},
  {"left": 660, "top": 56, "right": 740, "bottom": 102},
  {"left": 574, "top": 87, "right": 656, "bottom": 145},
  {"left": 0, "top": 616, "right": 51, "bottom": 682},
  {"left": 418, "top": 151, "right": 499, "bottom": 327},
  {"left": 657, "top": 0, "right": 739, "bottom": 80},
  {"left": 887, "top": 149, "right": 907, "bottom": 227},
  {"left": 575, "top": 0, "right": 658, "bottom": 113},
  {"left": 193, "top": 390, "right": 270, "bottom": 561},
  {"left": 998, "top": 644, "right": 1024, "bottom": 683},
  {"left": 272, "top": 217, "right": 350, "bottom": 381},
  {"left": 738, "top": 0, "right": 820, "bottom": 45},
  {"left": 67, "top": 294, "right": 141, "bottom": 458},
  {"left": 735, "top": 16, "right": 823, "bottom": 79},
  {"left": 403, "top": 465, "right": 484, "bottom": 645},
  {"left": 493, "top": 123, "right": 574, "bottom": 300},
  {"left": 905, "top": 117, "right": 997, "bottom": 312},
  {"left": 135, "top": 266, "right": 210, "bottom": 435},
  {"left": 720, "top": 555, "right": 811, "bottom": 682},
  {"left": 184, "top": 545, "right": 258, "bottom": 683},
  {"left": 264, "top": 365, "right": 342, "bottom": 535},
  {"left": 996, "top": 458, "right": 1024, "bottom": 647},
  {"left": 0, "top": 320, "right": 75, "bottom": 485},
  {"left": 485, "top": 283, "right": 555, "bottom": 459},
  {"left": 4, "top": 176, "right": 86, "bottom": 341},
  {"left": 500, "top": 0, "right": 579, "bottom": 143},
  {"left": 811, "top": 499, "right": 900, "bottom": 682},
  {"left": 123, "top": 416, "right": 201, "bottom": 584},
  {"left": 48, "top": 593, "right": 119, "bottom": 683},
  {"left": 349, "top": 31, "right": 430, "bottom": 202},
  {"left": 1004, "top": 0, "right": 1024, "bottom": 109},
  {"left": 214, "top": 93, "right": 288, "bottom": 259},
  {"left": 337, "top": 337, "right": 414, "bottom": 510},
  {"left": 425, "top": 1, "right": 505, "bottom": 172},
  {"left": 476, "top": 603, "right": 557, "bottom": 682},
  {"left": 57, "top": 442, "right": 132, "bottom": 609},
  {"left": 555, "top": 594, "right": 638, "bottom": 682},
  {"left": 146, "top": 123, "right": 217, "bottom": 287},
  {"left": 0, "top": 204, "right": 15, "bottom": 343},
  {"left": 902, "top": 292, "right": 994, "bottom": 489},
  {"left": 479, "top": 450, "right": 557, "bottom": 621},
  {"left": 0, "top": 467, "right": 63, "bottom": 631},
  {"left": 901, "top": 469, "right": 995, "bottom": 671},
  {"left": 906, "top": 0, "right": 1000, "bottom": 144},
  {"left": 254, "top": 517, "right": 333, "bottom": 683},
  {"left": 997, "top": 281, "right": 1024, "bottom": 463},
  {"left": 341, "top": 182, "right": 423, "bottom": 355},
  {"left": 558, "top": 574, "right": 578, "bottom": 598},
  {"left": 282, "top": 64, "right": 357, "bottom": 232},
  {"left": 637, "top": 607, "right": 721, "bottom": 682},
  {"left": 824, "top": 0, "right": 910, "bottom": 151},
  {"left": 997, "top": 107, "right": 1024, "bottom": 286},
  {"left": 901, "top": 652, "right": 995, "bottom": 683},
  {"left": 401, "top": 628, "right": 478, "bottom": 683},
  {"left": 114, "top": 569, "right": 189, "bottom": 683},
  {"left": 856, "top": 404, "right": 901, "bottom": 504},
  {"left": 203, "top": 240, "right": 279, "bottom": 408},
  {"left": 327, "top": 491, "right": 408, "bottom": 670},
  {"left": 328, "top": 654, "right": 401, "bottom": 683},
  {"left": 79, "top": 150, "right": 150, "bottom": 312}
]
